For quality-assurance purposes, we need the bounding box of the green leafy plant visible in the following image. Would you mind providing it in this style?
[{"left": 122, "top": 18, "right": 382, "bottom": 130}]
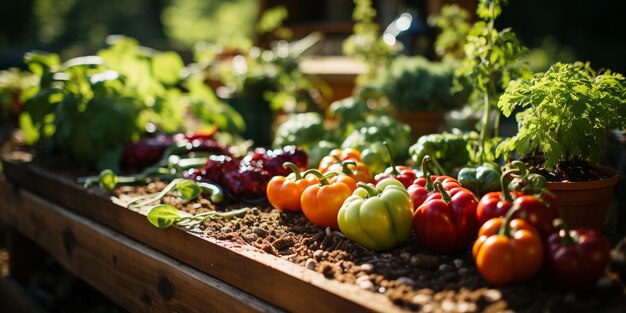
[
  {"left": 343, "top": 0, "right": 399, "bottom": 86},
  {"left": 455, "top": 0, "right": 531, "bottom": 164},
  {"left": 497, "top": 62, "right": 626, "bottom": 169},
  {"left": 0, "top": 68, "right": 37, "bottom": 125},
  {"left": 147, "top": 205, "right": 250, "bottom": 229},
  {"left": 372, "top": 56, "right": 470, "bottom": 112},
  {"left": 428, "top": 4, "right": 471, "bottom": 59}
]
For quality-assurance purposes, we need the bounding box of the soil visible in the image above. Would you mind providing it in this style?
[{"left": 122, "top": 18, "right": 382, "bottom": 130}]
[
  {"left": 522, "top": 157, "right": 613, "bottom": 182},
  {"left": 111, "top": 183, "right": 626, "bottom": 313}
]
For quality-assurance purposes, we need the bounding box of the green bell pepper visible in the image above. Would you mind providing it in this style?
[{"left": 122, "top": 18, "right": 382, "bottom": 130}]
[
  {"left": 337, "top": 178, "right": 414, "bottom": 251},
  {"left": 457, "top": 162, "right": 501, "bottom": 197}
]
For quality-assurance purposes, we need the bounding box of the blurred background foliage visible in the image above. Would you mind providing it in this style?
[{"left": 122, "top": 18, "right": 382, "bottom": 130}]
[{"left": 0, "top": 0, "right": 624, "bottom": 73}]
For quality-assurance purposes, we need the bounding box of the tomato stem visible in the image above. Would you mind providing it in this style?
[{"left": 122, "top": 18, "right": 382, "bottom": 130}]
[{"left": 500, "top": 169, "right": 519, "bottom": 202}]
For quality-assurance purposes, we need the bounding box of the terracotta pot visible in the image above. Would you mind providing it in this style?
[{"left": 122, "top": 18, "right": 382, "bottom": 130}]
[
  {"left": 546, "top": 166, "right": 620, "bottom": 230},
  {"left": 391, "top": 109, "right": 445, "bottom": 138}
]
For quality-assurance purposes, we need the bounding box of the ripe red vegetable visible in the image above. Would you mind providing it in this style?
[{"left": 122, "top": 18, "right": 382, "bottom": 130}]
[
  {"left": 407, "top": 155, "right": 462, "bottom": 208},
  {"left": 547, "top": 220, "right": 610, "bottom": 289},
  {"left": 413, "top": 182, "right": 479, "bottom": 253},
  {"left": 374, "top": 142, "right": 417, "bottom": 188}
]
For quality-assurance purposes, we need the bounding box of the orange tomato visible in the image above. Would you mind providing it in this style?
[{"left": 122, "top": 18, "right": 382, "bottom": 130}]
[{"left": 472, "top": 217, "right": 544, "bottom": 285}]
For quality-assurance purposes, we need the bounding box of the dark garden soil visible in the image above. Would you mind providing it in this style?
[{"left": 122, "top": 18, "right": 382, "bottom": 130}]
[
  {"left": 112, "top": 181, "right": 626, "bottom": 313},
  {"left": 522, "top": 157, "right": 614, "bottom": 182}
]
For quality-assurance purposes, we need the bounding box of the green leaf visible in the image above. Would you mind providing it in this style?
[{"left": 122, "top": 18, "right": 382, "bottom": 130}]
[
  {"left": 151, "top": 52, "right": 184, "bottom": 85},
  {"left": 147, "top": 205, "right": 181, "bottom": 228},
  {"left": 176, "top": 180, "right": 201, "bottom": 201},
  {"left": 98, "top": 169, "right": 118, "bottom": 191}
]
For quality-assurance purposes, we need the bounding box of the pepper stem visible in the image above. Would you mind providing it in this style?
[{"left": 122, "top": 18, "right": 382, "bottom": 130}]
[
  {"left": 500, "top": 169, "right": 520, "bottom": 202},
  {"left": 283, "top": 162, "right": 303, "bottom": 180},
  {"left": 357, "top": 182, "right": 380, "bottom": 197},
  {"left": 422, "top": 155, "right": 434, "bottom": 191},
  {"left": 303, "top": 169, "right": 338, "bottom": 186},
  {"left": 383, "top": 141, "right": 399, "bottom": 176},
  {"left": 510, "top": 160, "right": 528, "bottom": 177},
  {"left": 434, "top": 182, "right": 451, "bottom": 203},
  {"left": 498, "top": 202, "right": 523, "bottom": 236},
  {"left": 340, "top": 159, "right": 356, "bottom": 176}
]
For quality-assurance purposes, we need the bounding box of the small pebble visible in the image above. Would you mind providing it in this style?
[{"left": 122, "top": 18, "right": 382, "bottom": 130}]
[
  {"left": 360, "top": 263, "right": 374, "bottom": 273},
  {"left": 458, "top": 268, "right": 469, "bottom": 276},
  {"left": 411, "top": 294, "right": 431, "bottom": 305},
  {"left": 453, "top": 259, "right": 463, "bottom": 268},
  {"left": 596, "top": 276, "right": 612, "bottom": 288},
  {"left": 422, "top": 303, "right": 433, "bottom": 313},
  {"left": 484, "top": 289, "right": 502, "bottom": 302},
  {"left": 438, "top": 264, "right": 452, "bottom": 271},
  {"left": 220, "top": 226, "right": 232, "bottom": 233},
  {"left": 378, "top": 287, "right": 386, "bottom": 293},
  {"left": 397, "top": 276, "right": 414, "bottom": 286},
  {"left": 325, "top": 227, "right": 332, "bottom": 236},
  {"left": 313, "top": 250, "right": 324, "bottom": 261},
  {"left": 400, "top": 252, "right": 411, "bottom": 261},
  {"left": 456, "top": 301, "right": 477, "bottom": 313},
  {"left": 563, "top": 292, "right": 577, "bottom": 303},
  {"left": 441, "top": 299, "right": 456, "bottom": 312},
  {"left": 305, "top": 258, "right": 317, "bottom": 270},
  {"left": 356, "top": 276, "right": 374, "bottom": 290}
]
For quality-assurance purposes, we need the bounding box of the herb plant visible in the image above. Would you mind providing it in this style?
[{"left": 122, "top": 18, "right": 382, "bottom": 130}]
[
  {"left": 343, "top": 0, "right": 399, "bottom": 86},
  {"left": 497, "top": 62, "right": 626, "bottom": 169},
  {"left": 455, "top": 0, "right": 530, "bottom": 163},
  {"left": 428, "top": 4, "right": 471, "bottom": 59}
]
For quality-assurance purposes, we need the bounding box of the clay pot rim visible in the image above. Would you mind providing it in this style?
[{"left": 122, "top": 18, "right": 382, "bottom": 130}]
[{"left": 546, "top": 165, "right": 620, "bottom": 191}]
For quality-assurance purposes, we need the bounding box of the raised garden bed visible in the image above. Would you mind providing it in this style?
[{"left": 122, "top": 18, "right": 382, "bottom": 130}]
[{"left": 2, "top": 154, "right": 626, "bottom": 313}]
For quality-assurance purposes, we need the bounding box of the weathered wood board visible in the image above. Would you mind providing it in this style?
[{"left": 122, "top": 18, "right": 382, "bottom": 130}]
[{"left": 1, "top": 159, "right": 405, "bottom": 313}]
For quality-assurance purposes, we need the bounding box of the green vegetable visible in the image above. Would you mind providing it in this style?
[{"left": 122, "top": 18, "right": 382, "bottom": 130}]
[
  {"left": 147, "top": 205, "right": 249, "bottom": 229},
  {"left": 126, "top": 178, "right": 223, "bottom": 208},
  {"left": 337, "top": 179, "right": 414, "bottom": 251},
  {"left": 341, "top": 115, "right": 411, "bottom": 173},
  {"left": 273, "top": 112, "right": 329, "bottom": 150},
  {"left": 372, "top": 56, "right": 469, "bottom": 112},
  {"left": 409, "top": 131, "right": 478, "bottom": 175},
  {"left": 457, "top": 162, "right": 501, "bottom": 197},
  {"left": 19, "top": 37, "right": 187, "bottom": 170},
  {"left": 497, "top": 62, "right": 626, "bottom": 169}
]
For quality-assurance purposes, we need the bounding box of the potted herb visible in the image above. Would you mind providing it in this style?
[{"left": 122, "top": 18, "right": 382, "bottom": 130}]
[
  {"left": 371, "top": 56, "right": 469, "bottom": 138},
  {"left": 497, "top": 61, "right": 626, "bottom": 229}
]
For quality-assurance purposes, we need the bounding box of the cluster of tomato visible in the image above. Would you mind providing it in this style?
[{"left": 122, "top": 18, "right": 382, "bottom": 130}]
[{"left": 266, "top": 149, "right": 611, "bottom": 289}]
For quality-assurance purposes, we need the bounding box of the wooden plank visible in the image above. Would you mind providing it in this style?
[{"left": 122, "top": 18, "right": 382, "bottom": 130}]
[
  {"left": 1, "top": 158, "right": 405, "bottom": 313},
  {"left": 0, "top": 180, "right": 282, "bottom": 313}
]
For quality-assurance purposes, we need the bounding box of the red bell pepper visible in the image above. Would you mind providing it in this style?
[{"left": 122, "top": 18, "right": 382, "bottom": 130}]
[
  {"left": 374, "top": 142, "right": 417, "bottom": 188},
  {"left": 511, "top": 195, "right": 559, "bottom": 237},
  {"left": 476, "top": 169, "right": 523, "bottom": 227},
  {"left": 547, "top": 219, "right": 610, "bottom": 289},
  {"left": 407, "top": 155, "right": 462, "bottom": 208},
  {"left": 413, "top": 182, "right": 479, "bottom": 253}
]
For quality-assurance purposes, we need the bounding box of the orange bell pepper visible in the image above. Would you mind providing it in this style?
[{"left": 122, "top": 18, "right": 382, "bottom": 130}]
[
  {"left": 472, "top": 206, "right": 544, "bottom": 285},
  {"left": 318, "top": 148, "right": 361, "bottom": 173},
  {"left": 266, "top": 162, "right": 319, "bottom": 212},
  {"left": 327, "top": 159, "right": 373, "bottom": 183},
  {"left": 301, "top": 170, "right": 356, "bottom": 229}
]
